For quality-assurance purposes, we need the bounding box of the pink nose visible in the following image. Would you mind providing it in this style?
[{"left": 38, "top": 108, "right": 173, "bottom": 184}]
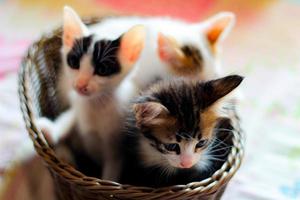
[
  {"left": 76, "top": 84, "right": 89, "bottom": 95},
  {"left": 75, "top": 75, "right": 90, "bottom": 95},
  {"left": 180, "top": 156, "right": 194, "bottom": 168}
]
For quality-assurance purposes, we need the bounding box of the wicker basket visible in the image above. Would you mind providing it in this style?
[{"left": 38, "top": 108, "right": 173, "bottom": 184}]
[{"left": 18, "top": 19, "right": 245, "bottom": 200}]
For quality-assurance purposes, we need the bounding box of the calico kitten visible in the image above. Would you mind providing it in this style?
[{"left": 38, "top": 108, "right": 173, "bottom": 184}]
[
  {"left": 120, "top": 75, "right": 243, "bottom": 187},
  {"left": 114, "top": 12, "right": 236, "bottom": 107},
  {"left": 36, "top": 6, "right": 145, "bottom": 181}
]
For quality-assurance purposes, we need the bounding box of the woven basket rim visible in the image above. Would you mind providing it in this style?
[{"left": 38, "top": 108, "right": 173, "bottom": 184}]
[{"left": 18, "top": 17, "right": 244, "bottom": 198}]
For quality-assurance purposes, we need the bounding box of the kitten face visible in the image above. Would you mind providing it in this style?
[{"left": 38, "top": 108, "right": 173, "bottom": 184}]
[
  {"left": 157, "top": 12, "right": 235, "bottom": 79},
  {"left": 62, "top": 6, "right": 145, "bottom": 98},
  {"left": 134, "top": 75, "right": 243, "bottom": 169},
  {"left": 65, "top": 35, "right": 123, "bottom": 97}
]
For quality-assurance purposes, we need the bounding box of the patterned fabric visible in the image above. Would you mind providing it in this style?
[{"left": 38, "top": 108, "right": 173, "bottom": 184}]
[{"left": 0, "top": 1, "right": 300, "bottom": 199}]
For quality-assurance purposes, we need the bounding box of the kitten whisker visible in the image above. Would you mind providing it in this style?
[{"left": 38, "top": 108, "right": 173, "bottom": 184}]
[
  {"left": 210, "top": 139, "right": 230, "bottom": 149},
  {"left": 100, "top": 51, "right": 118, "bottom": 63},
  {"left": 207, "top": 157, "right": 227, "bottom": 162},
  {"left": 103, "top": 46, "right": 119, "bottom": 58},
  {"left": 211, "top": 150, "right": 231, "bottom": 157},
  {"left": 103, "top": 41, "right": 119, "bottom": 56},
  {"left": 213, "top": 137, "right": 231, "bottom": 144},
  {"left": 100, "top": 41, "right": 112, "bottom": 58},
  {"left": 211, "top": 153, "right": 230, "bottom": 158},
  {"left": 207, "top": 144, "right": 230, "bottom": 156},
  {"left": 209, "top": 149, "right": 231, "bottom": 158},
  {"left": 159, "top": 167, "right": 169, "bottom": 181},
  {"left": 214, "top": 128, "right": 233, "bottom": 132},
  {"left": 208, "top": 146, "right": 233, "bottom": 154},
  {"left": 209, "top": 144, "right": 231, "bottom": 153},
  {"left": 101, "top": 58, "right": 116, "bottom": 65},
  {"left": 213, "top": 142, "right": 229, "bottom": 147},
  {"left": 102, "top": 41, "right": 118, "bottom": 58},
  {"left": 213, "top": 134, "right": 233, "bottom": 143},
  {"left": 101, "top": 54, "right": 118, "bottom": 61}
]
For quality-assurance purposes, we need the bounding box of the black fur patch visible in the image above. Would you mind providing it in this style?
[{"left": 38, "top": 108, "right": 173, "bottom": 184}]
[
  {"left": 181, "top": 45, "right": 203, "bottom": 70},
  {"left": 92, "top": 38, "right": 121, "bottom": 76},
  {"left": 67, "top": 35, "right": 93, "bottom": 69},
  {"left": 66, "top": 35, "right": 122, "bottom": 77}
]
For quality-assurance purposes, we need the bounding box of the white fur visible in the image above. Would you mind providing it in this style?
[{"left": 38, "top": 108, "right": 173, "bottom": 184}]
[
  {"left": 35, "top": 109, "right": 75, "bottom": 145},
  {"left": 36, "top": 7, "right": 235, "bottom": 181}
]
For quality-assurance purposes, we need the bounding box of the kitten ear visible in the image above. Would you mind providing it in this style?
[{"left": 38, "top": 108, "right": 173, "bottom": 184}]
[
  {"left": 119, "top": 25, "right": 146, "bottom": 66},
  {"left": 202, "top": 12, "right": 235, "bottom": 47},
  {"left": 157, "top": 32, "right": 184, "bottom": 65},
  {"left": 63, "top": 6, "right": 88, "bottom": 49},
  {"left": 133, "top": 102, "right": 169, "bottom": 127},
  {"left": 202, "top": 75, "right": 243, "bottom": 106}
]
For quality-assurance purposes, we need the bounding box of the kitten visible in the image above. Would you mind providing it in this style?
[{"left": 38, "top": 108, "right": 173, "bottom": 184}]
[
  {"left": 36, "top": 6, "right": 145, "bottom": 181},
  {"left": 105, "top": 13, "right": 236, "bottom": 106},
  {"left": 120, "top": 75, "right": 243, "bottom": 187}
]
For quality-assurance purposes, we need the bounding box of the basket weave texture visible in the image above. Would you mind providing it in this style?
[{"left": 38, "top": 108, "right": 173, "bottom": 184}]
[{"left": 18, "top": 19, "right": 245, "bottom": 200}]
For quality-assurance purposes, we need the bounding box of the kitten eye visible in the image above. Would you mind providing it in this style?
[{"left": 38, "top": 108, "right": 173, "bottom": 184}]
[
  {"left": 163, "top": 143, "right": 180, "bottom": 152},
  {"left": 95, "top": 64, "right": 112, "bottom": 76},
  {"left": 196, "top": 139, "right": 208, "bottom": 149},
  {"left": 67, "top": 54, "right": 80, "bottom": 70}
]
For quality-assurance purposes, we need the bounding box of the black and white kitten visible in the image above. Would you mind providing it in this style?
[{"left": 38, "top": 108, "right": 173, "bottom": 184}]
[
  {"left": 36, "top": 6, "right": 145, "bottom": 181},
  {"left": 120, "top": 75, "right": 243, "bottom": 187}
]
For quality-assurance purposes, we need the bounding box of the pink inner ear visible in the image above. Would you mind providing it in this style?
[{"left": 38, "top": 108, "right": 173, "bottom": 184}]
[
  {"left": 64, "top": 33, "right": 73, "bottom": 48},
  {"left": 206, "top": 17, "right": 232, "bottom": 45},
  {"left": 158, "top": 46, "right": 170, "bottom": 62},
  {"left": 134, "top": 102, "right": 169, "bottom": 126},
  {"left": 120, "top": 40, "right": 144, "bottom": 66},
  {"left": 207, "top": 25, "right": 224, "bottom": 45},
  {"left": 157, "top": 33, "right": 171, "bottom": 61},
  {"left": 135, "top": 103, "right": 161, "bottom": 121},
  {"left": 119, "top": 25, "right": 145, "bottom": 65},
  {"left": 63, "top": 26, "right": 82, "bottom": 48},
  {"left": 121, "top": 42, "right": 143, "bottom": 63},
  {"left": 157, "top": 33, "right": 180, "bottom": 63}
]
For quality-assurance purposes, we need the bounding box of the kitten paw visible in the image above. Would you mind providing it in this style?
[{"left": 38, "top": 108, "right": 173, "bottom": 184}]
[{"left": 35, "top": 117, "right": 57, "bottom": 145}]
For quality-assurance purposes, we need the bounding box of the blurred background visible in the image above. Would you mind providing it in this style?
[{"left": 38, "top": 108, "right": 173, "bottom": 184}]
[{"left": 0, "top": 0, "right": 300, "bottom": 199}]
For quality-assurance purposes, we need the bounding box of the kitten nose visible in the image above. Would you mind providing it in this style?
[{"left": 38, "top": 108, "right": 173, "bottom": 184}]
[
  {"left": 78, "top": 86, "right": 88, "bottom": 93},
  {"left": 180, "top": 156, "right": 194, "bottom": 168},
  {"left": 180, "top": 161, "right": 193, "bottom": 168},
  {"left": 75, "top": 83, "right": 89, "bottom": 95}
]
